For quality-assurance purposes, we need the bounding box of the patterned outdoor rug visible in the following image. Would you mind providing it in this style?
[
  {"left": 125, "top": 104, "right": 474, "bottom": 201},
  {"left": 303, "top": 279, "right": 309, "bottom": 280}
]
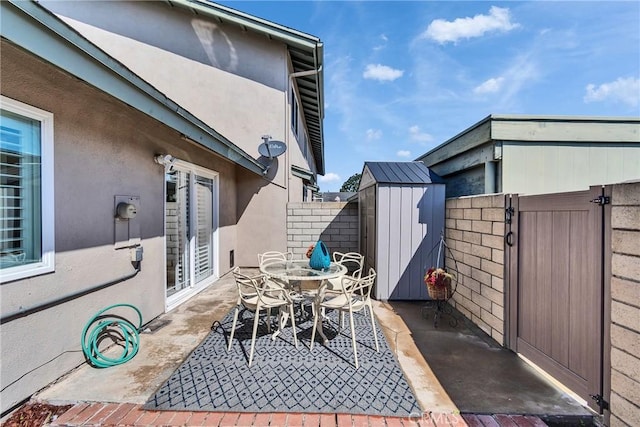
[{"left": 144, "top": 307, "right": 421, "bottom": 416}]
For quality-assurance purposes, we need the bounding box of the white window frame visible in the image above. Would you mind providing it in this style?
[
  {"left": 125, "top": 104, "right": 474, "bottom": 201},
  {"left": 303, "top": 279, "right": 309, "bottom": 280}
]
[
  {"left": 165, "top": 159, "right": 219, "bottom": 311},
  {"left": 0, "top": 96, "right": 55, "bottom": 283}
]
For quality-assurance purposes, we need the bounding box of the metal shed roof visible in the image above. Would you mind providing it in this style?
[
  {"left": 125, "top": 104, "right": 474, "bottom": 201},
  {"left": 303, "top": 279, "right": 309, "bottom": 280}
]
[{"left": 362, "top": 162, "right": 443, "bottom": 186}]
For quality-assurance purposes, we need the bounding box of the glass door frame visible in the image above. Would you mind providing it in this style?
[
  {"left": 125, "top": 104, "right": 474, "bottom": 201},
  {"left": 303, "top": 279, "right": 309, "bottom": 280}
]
[{"left": 164, "top": 159, "right": 219, "bottom": 311}]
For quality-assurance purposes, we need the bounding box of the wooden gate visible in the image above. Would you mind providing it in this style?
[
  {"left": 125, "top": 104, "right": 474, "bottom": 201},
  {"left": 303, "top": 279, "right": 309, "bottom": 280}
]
[{"left": 506, "top": 186, "right": 610, "bottom": 412}]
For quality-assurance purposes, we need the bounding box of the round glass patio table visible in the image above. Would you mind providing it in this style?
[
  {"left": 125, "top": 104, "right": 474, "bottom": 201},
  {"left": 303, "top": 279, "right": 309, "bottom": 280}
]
[
  {"left": 259, "top": 259, "right": 347, "bottom": 282},
  {"left": 259, "top": 259, "right": 347, "bottom": 345}
]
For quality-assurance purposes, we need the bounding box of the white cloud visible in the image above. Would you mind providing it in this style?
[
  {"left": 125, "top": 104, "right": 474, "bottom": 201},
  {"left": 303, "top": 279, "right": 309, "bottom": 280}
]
[
  {"left": 397, "top": 150, "right": 411, "bottom": 158},
  {"left": 422, "top": 6, "right": 519, "bottom": 44},
  {"left": 319, "top": 172, "right": 341, "bottom": 183},
  {"left": 366, "top": 129, "right": 383, "bottom": 140},
  {"left": 363, "top": 64, "right": 404, "bottom": 82},
  {"left": 474, "top": 77, "right": 505, "bottom": 94},
  {"left": 373, "top": 34, "right": 389, "bottom": 51},
  {"left": 584, "top": 77, "right": 640, "bottom": 107},
  {"left": 409, "top": 125, "right": 434, "bottom": 143}
]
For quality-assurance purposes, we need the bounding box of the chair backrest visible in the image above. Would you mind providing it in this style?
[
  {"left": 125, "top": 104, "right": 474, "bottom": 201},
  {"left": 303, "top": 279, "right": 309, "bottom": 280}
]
[
  {"left": 232, "top": 267, "right": 261, "bottom": 301},
  {"left": 258, "top": 251, "right": 293, "bottom": 265},
  {"left": 232, "top": 267, "right": 289, "bottom": 307},
  {"left": 343, "top": 268, "right": 376, "bottom": 301},
  {"left": 332, "top": 252, "right": 364, "bottom": 279}
]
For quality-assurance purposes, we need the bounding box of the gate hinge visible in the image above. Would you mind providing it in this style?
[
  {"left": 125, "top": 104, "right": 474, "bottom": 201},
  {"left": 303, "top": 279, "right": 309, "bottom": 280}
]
[
  {"left": 590, "top": 196, "right": 610, "bottom": 206},
  {"left": 590, "top": 394, "right": 609, "bottom": 411}
]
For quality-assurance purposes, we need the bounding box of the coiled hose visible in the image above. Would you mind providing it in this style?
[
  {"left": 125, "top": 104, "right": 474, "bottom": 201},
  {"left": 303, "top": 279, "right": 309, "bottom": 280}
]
[{"left": 81, "top": 303, "right": 143, "bottom": 368}]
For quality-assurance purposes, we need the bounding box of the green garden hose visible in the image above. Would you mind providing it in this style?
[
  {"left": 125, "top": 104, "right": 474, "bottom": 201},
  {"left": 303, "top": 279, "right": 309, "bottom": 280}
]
[{"left": 81, "top": 303, "right": 142, "bottom": 368}]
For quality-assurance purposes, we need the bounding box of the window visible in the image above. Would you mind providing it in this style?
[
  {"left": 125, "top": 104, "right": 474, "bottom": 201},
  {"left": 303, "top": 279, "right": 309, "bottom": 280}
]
[{"left": 0, "top": 96, "right": 54, "bottom": 282}]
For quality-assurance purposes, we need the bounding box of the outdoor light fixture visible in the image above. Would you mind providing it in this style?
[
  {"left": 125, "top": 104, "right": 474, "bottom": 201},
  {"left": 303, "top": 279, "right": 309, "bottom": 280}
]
[{"left": 154, "top": 154, "right": 176, "bottom": 170}]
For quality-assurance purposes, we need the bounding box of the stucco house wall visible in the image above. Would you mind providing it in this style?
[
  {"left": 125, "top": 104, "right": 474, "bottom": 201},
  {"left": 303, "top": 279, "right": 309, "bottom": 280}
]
[
  {"left": 43, "top": 0, "right": 322, "bottom": 266},
  {"left": 1, "top": 40, "right": 237, "bottom": 412},
  {"left": 1, "top": 0, "right": 325, "bottom": 414}
]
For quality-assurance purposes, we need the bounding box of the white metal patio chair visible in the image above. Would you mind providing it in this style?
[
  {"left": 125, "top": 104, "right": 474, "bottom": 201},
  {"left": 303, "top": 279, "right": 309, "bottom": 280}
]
[
  {"left": 327, "top": 251, "right": 364, "bottom": 291},
  {"left": 258, "top": 250, "right": 309, "bottom": 314},
  {"left": 310, "top": 268, "right": 379, "bottom": 369},
  {"left": 228, "top": 267, "right": 298, "bottom": 366},
  {"left": 258, "top": 251, "right": 293, "bottom": 265}
]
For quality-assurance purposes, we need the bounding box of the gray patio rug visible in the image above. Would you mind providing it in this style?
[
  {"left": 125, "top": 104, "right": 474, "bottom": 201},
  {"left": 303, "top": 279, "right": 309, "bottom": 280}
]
[{"left": 144, "top": 307, "right": 421, "bottom": 416}]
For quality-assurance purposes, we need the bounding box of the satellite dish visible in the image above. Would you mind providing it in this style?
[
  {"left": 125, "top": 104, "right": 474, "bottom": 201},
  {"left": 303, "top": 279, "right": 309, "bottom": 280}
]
[{"left": 258, "top": 140, "right": 287, "bottom": 158}]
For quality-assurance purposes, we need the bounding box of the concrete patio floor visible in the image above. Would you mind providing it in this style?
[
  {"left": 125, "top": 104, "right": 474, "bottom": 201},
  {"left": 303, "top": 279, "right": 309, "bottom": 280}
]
[{"left": 26, "top": 268, "right": 595, "bottom": 426}]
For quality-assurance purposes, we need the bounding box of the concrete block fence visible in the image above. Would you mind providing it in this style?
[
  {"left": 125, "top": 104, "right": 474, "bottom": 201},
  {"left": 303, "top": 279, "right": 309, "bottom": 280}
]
[
  {"left": 286, "top": 201, "right": 359, "bottom": 260},
  {"left": 287, "top": 184, "right": 639, "bottom": 425},
  {"left": 443, "top": 194, "right": 506, "bottom": 344},
  {"left": 609, "top": 181, "right": 640, "bottom": 427}
]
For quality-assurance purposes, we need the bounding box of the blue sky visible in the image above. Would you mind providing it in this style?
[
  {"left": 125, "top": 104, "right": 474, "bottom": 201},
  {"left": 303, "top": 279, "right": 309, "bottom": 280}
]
[{"left": 217, "top": 1, "right": 640, "bottom": 192}]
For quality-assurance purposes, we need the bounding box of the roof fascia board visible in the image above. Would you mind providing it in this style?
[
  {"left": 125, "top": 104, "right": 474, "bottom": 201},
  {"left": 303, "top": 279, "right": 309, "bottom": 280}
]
[
  {"left": 3, "top": 0, "right": 265, "bottom": 175},
  {"left": 416, "top": 114, "right": 493, "bottom": 165},
  {"left": 419, "top": 116, "right": 493, "bottom": 166},
  {"left": 492, "top": 116, "right": 640, "bottom": 143},
  {"left": 167, "top": 0, "right": 320, "bottom": 50}
]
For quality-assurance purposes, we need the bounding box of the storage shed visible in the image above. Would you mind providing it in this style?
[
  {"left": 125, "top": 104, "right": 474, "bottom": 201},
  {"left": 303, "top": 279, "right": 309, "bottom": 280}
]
[{"left": 358, "top": 162, "right": 446, "bottom": 300}]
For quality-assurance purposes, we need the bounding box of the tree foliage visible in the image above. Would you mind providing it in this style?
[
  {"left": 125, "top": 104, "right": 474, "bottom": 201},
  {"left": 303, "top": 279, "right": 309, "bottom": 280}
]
[{"left": 340, "top": 173, "right": 362, "bottom": 192}]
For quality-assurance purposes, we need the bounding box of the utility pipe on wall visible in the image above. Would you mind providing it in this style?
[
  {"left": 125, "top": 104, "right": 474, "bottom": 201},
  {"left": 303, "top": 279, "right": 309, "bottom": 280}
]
[{"left": 0, "top": 262, "right": 141, "bottom": 324}]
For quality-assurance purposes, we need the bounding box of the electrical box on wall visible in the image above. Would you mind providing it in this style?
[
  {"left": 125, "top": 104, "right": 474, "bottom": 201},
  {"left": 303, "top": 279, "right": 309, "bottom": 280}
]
[{"left": 114, "top": 195, "right": 141, "bottom": 249}]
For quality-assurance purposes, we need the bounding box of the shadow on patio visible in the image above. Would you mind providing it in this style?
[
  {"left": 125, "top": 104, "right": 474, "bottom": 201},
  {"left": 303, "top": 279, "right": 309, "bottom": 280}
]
[{"left": 16, "top": 269, "right": 594, "bottom": 426}]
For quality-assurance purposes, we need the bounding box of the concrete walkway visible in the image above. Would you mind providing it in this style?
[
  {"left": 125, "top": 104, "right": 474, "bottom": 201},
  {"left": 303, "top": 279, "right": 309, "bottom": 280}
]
[
  {"left": 27, "top": 269, "right": 589, "bottom": 426},
  {"left": 35, "top": 269, "right": 456, "bottom": 414}
]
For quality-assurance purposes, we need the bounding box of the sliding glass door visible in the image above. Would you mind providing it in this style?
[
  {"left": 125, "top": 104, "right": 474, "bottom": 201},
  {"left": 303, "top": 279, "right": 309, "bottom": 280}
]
[{"left": 165, "top": 163, "right": 218, "bottom": 309}]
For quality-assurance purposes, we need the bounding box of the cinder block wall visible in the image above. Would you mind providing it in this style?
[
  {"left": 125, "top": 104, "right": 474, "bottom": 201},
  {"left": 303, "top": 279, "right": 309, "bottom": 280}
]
[
  {"left": 609, "top": 181, "right": 640, "bottom": 427},
  {"left": 286, "top": 201, "right": 359, "bottom": 259},
  {"left": 444, "top": 194, "right": 506, "bottom": 344}
]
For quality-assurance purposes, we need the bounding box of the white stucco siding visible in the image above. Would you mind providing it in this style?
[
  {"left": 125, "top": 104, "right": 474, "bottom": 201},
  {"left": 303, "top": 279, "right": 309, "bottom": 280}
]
[
  {"left": 0, "top": 43, "right": 163, "bottom": 411},
  {"left": 56, "top": 14, "right": 288, "bottom": 184},
  {"left": 0, "top": 41, "right": 245, "bottom": 412},
  {"left": 502, "top": 142, "right": 640, "bottom": 195}
]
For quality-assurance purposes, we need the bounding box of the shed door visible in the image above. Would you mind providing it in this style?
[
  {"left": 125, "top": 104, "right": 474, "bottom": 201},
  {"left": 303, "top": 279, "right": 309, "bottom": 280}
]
[{"left": 508, "top": 187, "right": 608, "bottom": 412}]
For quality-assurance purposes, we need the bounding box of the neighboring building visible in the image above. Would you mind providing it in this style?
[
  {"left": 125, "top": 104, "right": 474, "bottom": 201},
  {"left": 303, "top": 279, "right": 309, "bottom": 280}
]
[
  {"left": 417, "top": 115, "right": 640, "bottom": 198},
  {"left": 0, "top": 0, "right": 324, "bottom": 414},
  {"left": 317, "top": 192, "right": 357, "bottom": 202}
]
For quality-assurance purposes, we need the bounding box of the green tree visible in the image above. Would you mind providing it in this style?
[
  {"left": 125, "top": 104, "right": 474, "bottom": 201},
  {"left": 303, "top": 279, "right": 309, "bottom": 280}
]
[{"left": 340, "top": 173, "right": 361, "bottom": 192}]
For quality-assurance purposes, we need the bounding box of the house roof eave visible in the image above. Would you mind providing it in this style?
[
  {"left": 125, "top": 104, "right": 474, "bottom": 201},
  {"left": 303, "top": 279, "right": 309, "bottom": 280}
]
[{"left": 3, "top": 0, "right": 266, "bottom": 176}]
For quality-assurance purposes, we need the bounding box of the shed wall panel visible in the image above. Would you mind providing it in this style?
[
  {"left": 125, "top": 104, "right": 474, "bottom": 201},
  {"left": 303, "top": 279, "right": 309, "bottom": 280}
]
[
  {"left": 411, "top": 187, "right": 428, "bottom": 300},
  {"left": 376, "top": 186, "right": 391, "bottom": 299},
  {"left": 373, "top": 184, "right": 445, "bottom": 300}
]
